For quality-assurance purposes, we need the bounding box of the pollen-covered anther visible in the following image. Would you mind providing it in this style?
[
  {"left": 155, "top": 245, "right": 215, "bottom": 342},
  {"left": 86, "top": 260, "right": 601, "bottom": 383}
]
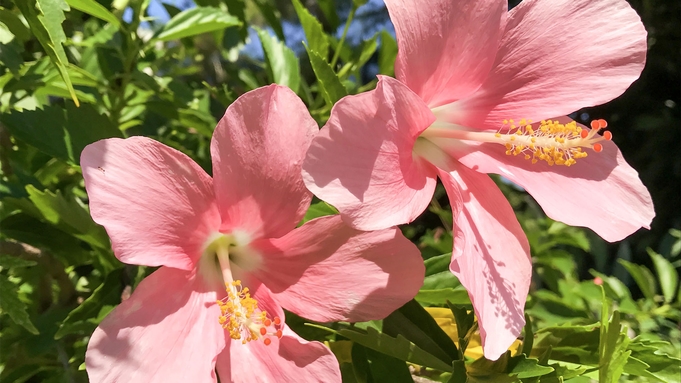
[
  {"left": 217, "top": 280, "right": 283, "bottom": 345},
  {"left": 496, "top": 118, "right": 612, "bottom": 166}
]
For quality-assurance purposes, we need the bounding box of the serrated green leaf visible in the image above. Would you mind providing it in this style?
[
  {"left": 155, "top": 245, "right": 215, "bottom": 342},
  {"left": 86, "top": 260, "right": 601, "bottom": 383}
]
[
  {"left": 0, "top": 273, "right": 39, "bottom": 334},
  {"left": 55, "top": 268, "right": 123, "bottom": 338},
  {"left": 306, "top": 45, "right": 346, "bottom": 106},
  {"left": 301, "top": 201, "right": 338, "bottom": 224},
  {"left": 25, "top": 184, "right": 110, "bottom": 250},
  {"left": 0, "top": 102, "right": 122, "bottom": 164},
  {"left": 310, "top": 324, "right": 454, "bottom": 372},
  {"left": 618, "top": 259, "right": 657, "bottom": 300},
  {"left": 647, "top": 249, "right": 678, "bottom": 303},
  {"left": 0, "top": 254, "right": 38, "bottom": 268},
  {"left": 154, "top": 7, "right": 241, "bottom": 42},
  {"left": 257, "top": 28, "right": 300, "bottom": 92},
  {"left": 15, "top": 0, "right": 79, "bottom": 105},
  {"left": 292, "top": 0, "right": 328, "bottom": 57},
  {"left": 65, "top": 0, "right": 120, "bottom": 28}
]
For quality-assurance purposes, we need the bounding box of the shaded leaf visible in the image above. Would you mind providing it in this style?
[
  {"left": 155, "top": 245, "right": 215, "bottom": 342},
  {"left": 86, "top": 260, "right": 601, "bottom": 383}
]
[
  {"left": 0, "top": 273, "right": 39, "bottom": 334},
  {"left": 310, "top": 324, "right": 454, "bottom": 372},
  {"left": 0, "top": 254, "right": 38, "bottom": 269},
  {"left": 55, "top": 268, "right": 124, "bottom": 338}
]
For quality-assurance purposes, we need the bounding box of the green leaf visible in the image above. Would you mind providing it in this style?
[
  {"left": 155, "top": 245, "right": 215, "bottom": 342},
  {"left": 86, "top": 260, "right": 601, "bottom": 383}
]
[
  {"left": 154, "top": 7, "right": 241, "bottom": 42},
  {"left": 522, "top": 313, "right": 534, "bottom": 356},
  {"left": 55, "top": 268, "right": 124, "bottom": 338},
  {"left": 447, "top": 302, "right": 475, "bottom": 355},
  {"left": 257, "top": 28, "right": 300, "bottom": 92},
  {"left": 422, "top": 253, "right": 462, "bottom": 290},
  {"left": 15, "top": 0, "right": 79, "bottom": 105},
  {"left": 415, "top": 288, "right": 471, "bottom": 306},
  {"left": 507, "top": 355, "right": 554, "bottom": 379},
  {"left": 310, "top": 324, "right": 454, "bottom": 372},
  {"left": 25, "top": 185, "right": 110, "bottom": 250},
  {"left": 378, "top": 30, "right": 397, "bottom": 76},
  {"left": 0, "top": 9, "right": 32, "bottom": 41},
  {"left": 65, "top": 0, "right": 120, "bottom": 28},
  {"left": 647, "top": 249, "right": 678, "bottom": 303},
  {"left": 253, "top": 0, "right": 284, "bottom": 42},
  {"left": 316, "top": 0, "right": 339, "bottom": 30},
  {"left": 361, "top": 345, "right": 414, "bottom": 383},
  {"left": 306, "top": 45, "right": 347, "bottom": 106},
  {"left": 0, "top": 273, "right": 39, "bottom": 334},
  {"left": 301, "top": 201, "right": 338, "bottom": 224},
  {"left": 292, "top": 0, "right": 328, "bottom": 57},
  {"left": 0, "top": 254, "right": 37, "bottom": 269},
  {"left": 618, "top": 259, "right": 657, "bottom": 300},
  {"left": 383, "top": 300, "right": 459, "bottom": 365},
  {"left": 0, "top": 102, "right": 122, "bottom": 164}
]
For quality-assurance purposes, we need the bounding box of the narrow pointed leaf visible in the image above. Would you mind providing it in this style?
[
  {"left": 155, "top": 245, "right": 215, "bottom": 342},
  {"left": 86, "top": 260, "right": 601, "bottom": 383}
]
[{"left": 65, "top": 0, "right": 120, "bottom": 28}]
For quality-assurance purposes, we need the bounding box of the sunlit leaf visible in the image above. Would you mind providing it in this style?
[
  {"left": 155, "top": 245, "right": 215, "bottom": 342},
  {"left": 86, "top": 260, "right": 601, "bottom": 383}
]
[
  {"left": 15, "top": 0, "right": 79, "bottom": 105},
  {"left": 305, "top": 45, "right": 346, "bottom": 106},
  {"left": 257, "top": 28, "right": 300, "bottom": 92},
  {"left": 65, "top": 0, "right": 120, "bottom": 28},
  {"left": 154, "top": 7, "right": 241, "bottom": 42},
  {"left": 647, "top": 249, "right": 678, "bottom": 303}
]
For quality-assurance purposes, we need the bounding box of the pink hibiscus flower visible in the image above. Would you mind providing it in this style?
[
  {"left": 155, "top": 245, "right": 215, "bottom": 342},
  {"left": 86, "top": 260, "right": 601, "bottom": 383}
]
[
  {"left": 302, "top": 0, "right": 654, "bottom": 360},
  {"left": 81, "top": 85, "right": 425, "bottom": 382}
]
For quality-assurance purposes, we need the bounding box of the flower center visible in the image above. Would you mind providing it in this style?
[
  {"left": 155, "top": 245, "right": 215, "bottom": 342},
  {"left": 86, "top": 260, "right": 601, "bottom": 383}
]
[
  {"left": 420, "top": 118, "right": 612, "bottom": 167},
  {"left": 204, "top": 234, "right": 282, "bottom": 345}
]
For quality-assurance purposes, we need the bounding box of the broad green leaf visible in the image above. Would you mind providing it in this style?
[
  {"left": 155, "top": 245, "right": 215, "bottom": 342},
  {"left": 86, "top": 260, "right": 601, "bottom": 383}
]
[
  {"left": 306, "top": 45, "right": 346, "bottom": 106},
  {"left": 378, "top": 30, "right": 397, "bottom": 76},
  {"left": 65, "top": 0, "right": 120, "bottom": 28},
  {"left": 618, "top": 259, "right": 657, "bottom": 300},
  {"left": 357, "top": 344, "right": 414, "bottom": 383},
  {"left": 26, "top": 185, "right": 110, "bottom": 250},
  {"left": 647, "top": 249, "right": 678, "bottom": 303},
  {"left": 422, "top": 253, "right": 462, "bottom": 290},
  {"left": 0, "top": 254, "right": 38, "bottom": 268},
  {"left": 292, "top": 0, "right": 328, "bottom": 57},
  {"left": 301, "top": 201, "right": 338, "bottom": 224},
  {"left": 15, "top": 0, "right": 79, "bottom": 105},
  {"left": 257, "top": 28, "right": 300, "bottom": 92},
  {"left": 55, "top": 268, "right": 124, "bottom": 338},
  {"left": 383, "top": 300, "right": 459, "bottom": 365},
  {"left": 154, "top": 7, "right": 241, "bottom": 42},
  {"left": 0, "top": 273, "right": 39, "bottom": 334},
  {"left": 626, "top": 338, "right": 681, "bottom": 382},
  {"left": 0, "top": 102, "right": 122, "bottom": 164},
  {"left": 311, "top": 324, "right": 454, "bottom": 372}
]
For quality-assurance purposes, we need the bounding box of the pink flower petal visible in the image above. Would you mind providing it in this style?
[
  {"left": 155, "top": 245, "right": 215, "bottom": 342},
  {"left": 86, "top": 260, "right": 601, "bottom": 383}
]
[
  {"left": 86, "top": 267, "right": 224, "bottom": 382},
  {"left": 211, "top": 85, "right": 317, "bottom": 239},
  {"left": 251, "top": 215, "right": 424, "bottom": 322},
  {"left": 446, "top": 0, "right": 647, "bottom": 130},
  {"left": 302, "top": 76, "right": 438, "bottom": 231},
  {"left": 438, "top": 166, "right": 531, "bottom": 361},
  {"left": 385, "top": 0, "right": 506, "bottom": 107},
  {"left": 450, "top": 121, "right": 654, "bottom": 242},
  {"left": 217, "top": 284, "right": 340, "bottom": 383},
  {"left": 81, "top": 137, "right": 221, "bottom": 269}
]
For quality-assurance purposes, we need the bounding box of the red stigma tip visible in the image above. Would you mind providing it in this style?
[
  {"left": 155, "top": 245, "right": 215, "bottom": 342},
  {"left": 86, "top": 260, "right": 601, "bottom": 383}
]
[
  {"left": 273, "top": 317, "right": 281, "bottom": 325},
  {"left": 580, "top": 128, "right": 589, "bottom": 139},
  {"left": 593, "top": 143, "right": 603, "bottom": 152},
  {"left": 264, "top": 319, "right": 272, "bottom": 327},
  {"left": 264, "top": 338, "right": 272, "bottom": 346},
  {"left": 276, "top": 329, "right": 283, "bottom": 338},
  {"left": 603, "top": 131, "right": 612, "bottom": 140},
  {"left": 598, "top": 119, "right": 608, "bottom": 129},
  {"left": 590, "top": 120, "right": 599, "bottom": 130},
  {"left": 260, "top": 327, "right": 267, "bottom": 336}
]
